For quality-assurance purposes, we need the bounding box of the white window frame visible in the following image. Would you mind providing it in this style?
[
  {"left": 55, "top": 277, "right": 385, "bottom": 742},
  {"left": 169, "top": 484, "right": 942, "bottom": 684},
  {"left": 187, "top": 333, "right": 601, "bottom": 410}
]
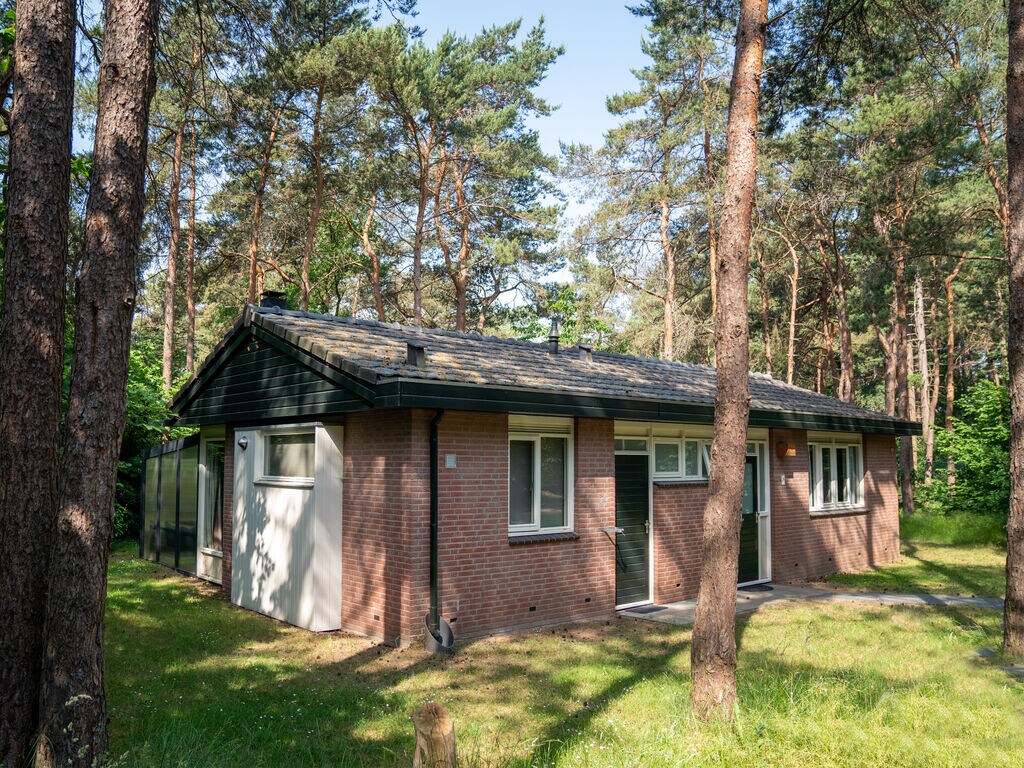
[
  {"left": 198, "top": 434, "right": 226, "bottom": 556},
  {"left": 508, "top": 417, "right": 574, "bottom": 535},
  {"left": 808, "top": 436, "right": 864, "bottom": 512},
  {"left": 651, "top": 437, "right": 710, "bottom": 480},
  {"left": 256, "top": 426, "right": 316, "bottom": 488}
]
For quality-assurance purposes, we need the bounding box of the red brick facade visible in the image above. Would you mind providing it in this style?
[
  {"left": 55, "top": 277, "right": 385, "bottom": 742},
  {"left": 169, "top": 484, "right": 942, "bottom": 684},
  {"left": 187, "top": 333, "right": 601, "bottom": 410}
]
[
  {"left": 219, "top": 412, "right": 901, "bottom": 643},
  {"left": 770, "top": 429, "right": 900, "bottom": 581}
]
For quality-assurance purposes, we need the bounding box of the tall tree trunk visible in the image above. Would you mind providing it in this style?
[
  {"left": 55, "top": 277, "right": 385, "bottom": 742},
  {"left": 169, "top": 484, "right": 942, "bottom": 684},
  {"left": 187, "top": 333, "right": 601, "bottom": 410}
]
[
  {"left": 914, "top": 274, "right": 933, "bottom": 483},
  {"left": 300, "top": 83, "right": 324, "bottom": 311},
  {"left": 690, "top": 0, "right": 765, "bottom": 721},
  {"left": 185, "top": 123, "right": 198, "bottom": 374},
  {"left": 34, "top": 0, "right": 157, "bottom": 764},
  {"left": 1004, "top": 0, "right": 1024, "bottom": 658},
  {"left": 834, "top": 258, "right": 854, "bottom": 403},
  {"left": 894, "top": 252, "right": 915, "bottom": 516},
  {"left": 661, "top": 198, "right": 676, "bottom": 360},
  {"left": 246, "top": 101, "right": 288, "bottom": 305},
  {"left": 944, "top": 254, "right": 966, "bottom": 484},
  {"left": 756, "top": 244, "right": 772, "bottom": 375},
  {"left": 161, "top": 125, "right": 184, "bottom": 388},
  {"left": 787, "top": 236, "right": 799, "bottom": 385},
  {"left": 877, "top": 320, "right": 897, "bottom": 417},
  {"left": 0, "top": 0, "right": 75, "bottom": 762},
  {"left": 453, "top": 164, "right": 472, "bottom": 334}
]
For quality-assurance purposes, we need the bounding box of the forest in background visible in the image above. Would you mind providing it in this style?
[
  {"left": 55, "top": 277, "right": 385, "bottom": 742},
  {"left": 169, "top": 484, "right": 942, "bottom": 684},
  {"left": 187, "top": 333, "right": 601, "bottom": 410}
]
[{"left": 1, "top": 0, "right": 1012, "bottom": 525}]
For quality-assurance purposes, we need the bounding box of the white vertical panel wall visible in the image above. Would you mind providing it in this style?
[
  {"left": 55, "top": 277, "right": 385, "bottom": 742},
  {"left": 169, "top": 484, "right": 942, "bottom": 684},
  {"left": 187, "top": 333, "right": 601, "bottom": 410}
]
[{"left": 231, "top": 424, "right": 343, "bottom": 631}]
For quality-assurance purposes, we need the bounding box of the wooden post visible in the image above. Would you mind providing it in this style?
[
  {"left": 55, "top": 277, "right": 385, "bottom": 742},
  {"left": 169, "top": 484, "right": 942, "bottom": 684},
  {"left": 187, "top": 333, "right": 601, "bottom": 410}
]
[{"left": 411, "top": 702, "right": 456, "bottom": 768}]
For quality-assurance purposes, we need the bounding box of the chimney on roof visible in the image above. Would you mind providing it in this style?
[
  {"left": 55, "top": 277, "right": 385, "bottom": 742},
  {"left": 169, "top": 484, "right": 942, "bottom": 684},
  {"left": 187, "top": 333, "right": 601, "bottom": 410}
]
[
  {"left": 407, "top": 342, "right": 427, "bottom": 368},
  {"left": 260, "top": 290, "right": 287, "bottom": 310},
  {"left": 548, "top": 318, "right": 560, "bottom": 354},
  {"left": 578, "top": 343, "right": 593, "bottom": 363}
]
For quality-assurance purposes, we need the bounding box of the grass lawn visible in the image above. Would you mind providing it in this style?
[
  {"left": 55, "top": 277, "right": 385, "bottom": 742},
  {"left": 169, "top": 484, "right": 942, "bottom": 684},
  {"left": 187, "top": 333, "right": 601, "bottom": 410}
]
[
  {"left": 106, "top": 548, "right": 1024, "bottom": 767},
  {"left": 822, "top": 514, "right": 1007, "bottom": 598}
]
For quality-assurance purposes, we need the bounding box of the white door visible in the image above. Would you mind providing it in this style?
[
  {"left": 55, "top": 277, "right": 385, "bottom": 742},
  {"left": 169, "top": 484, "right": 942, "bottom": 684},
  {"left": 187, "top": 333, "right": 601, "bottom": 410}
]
[{"left": 232, "top": 424, "right": 343, "bottom": 631}]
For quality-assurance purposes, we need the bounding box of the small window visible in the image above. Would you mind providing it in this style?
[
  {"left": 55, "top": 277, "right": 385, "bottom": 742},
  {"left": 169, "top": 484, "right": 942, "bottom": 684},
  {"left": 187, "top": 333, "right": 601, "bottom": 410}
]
[
  {"left": 654, "top": 441, "right": 680, "bottom": 474},
  {"left": 808, "top": 440, "right": 863, "bottom": 511},
  {"left": 201, "top": 441, "right": 225, "bottom": 551},
  {"left": 614, "top": 438, "right": 648, "bottom": 453},
  {"left": 684, "top": 440, "right": 700, "bottom": 476},
  {"left": 264, "top": 432, "right": 315, "bottom": 480},
  {"left": 508, "top": 432, "right": 572, "bottom": 534}
]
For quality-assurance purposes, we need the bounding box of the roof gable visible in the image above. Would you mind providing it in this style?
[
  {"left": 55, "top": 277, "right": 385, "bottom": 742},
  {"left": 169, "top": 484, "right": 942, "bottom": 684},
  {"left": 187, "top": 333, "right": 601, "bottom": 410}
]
[{"left": 173, "top": 329, "right": 371, "bottom": 425}]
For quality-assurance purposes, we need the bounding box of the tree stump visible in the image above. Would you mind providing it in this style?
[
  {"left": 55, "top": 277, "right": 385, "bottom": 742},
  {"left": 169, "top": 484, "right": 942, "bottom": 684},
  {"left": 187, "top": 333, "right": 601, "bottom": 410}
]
[{"left": 411, "top": 702, "right": 455, "bottom": 768}]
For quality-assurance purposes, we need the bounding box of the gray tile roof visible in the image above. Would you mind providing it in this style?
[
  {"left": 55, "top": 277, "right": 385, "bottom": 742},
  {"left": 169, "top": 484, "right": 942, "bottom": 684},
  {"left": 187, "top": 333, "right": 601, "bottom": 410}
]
[{"left": 240, "top": 306, "right": 915, "bottom": 433}]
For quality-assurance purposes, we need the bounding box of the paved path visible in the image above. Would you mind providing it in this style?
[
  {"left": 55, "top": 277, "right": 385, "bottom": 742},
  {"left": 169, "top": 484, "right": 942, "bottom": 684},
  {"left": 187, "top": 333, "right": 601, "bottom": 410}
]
[{"left": 619, "top": 584, "right": 1004, "bottom": 627}]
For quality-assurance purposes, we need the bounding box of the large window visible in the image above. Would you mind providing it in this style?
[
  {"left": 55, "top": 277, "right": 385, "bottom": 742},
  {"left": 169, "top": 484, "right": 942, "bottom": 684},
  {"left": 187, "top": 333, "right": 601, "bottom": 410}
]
[
  {"left": 508, "top": 416, "right": 573, "bottom": 534},
  {"left": 808, "top": 439, "right": 863, "bottom": 511}
]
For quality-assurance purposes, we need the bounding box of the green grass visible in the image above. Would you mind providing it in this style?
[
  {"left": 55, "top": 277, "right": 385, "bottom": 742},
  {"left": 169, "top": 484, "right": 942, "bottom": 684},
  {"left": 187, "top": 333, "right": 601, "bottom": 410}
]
[
  {"left": 901, "top": 512, "right": 1007, "bottom": 546},
  {"left": 822, "top": 513, "right": 1007, "bottom": 598},
  {"left": 105, "top": 547, "right": 1024, "bottom": 767}
]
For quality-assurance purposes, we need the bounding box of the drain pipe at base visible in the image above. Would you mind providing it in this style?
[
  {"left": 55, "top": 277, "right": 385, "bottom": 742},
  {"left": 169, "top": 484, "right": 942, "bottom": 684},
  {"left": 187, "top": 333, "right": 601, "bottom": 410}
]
[{"left": 425, "top": 409, "right": 454, "bottom": 653}]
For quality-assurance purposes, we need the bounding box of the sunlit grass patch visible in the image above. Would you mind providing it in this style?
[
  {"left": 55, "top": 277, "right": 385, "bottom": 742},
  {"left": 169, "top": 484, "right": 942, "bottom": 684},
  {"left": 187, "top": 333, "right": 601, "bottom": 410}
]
[
  {"left": 824, "top": 540, "right": 1006, "bottom": 597},
  {"left": 106, "top": 547, "right": 1023, "bottom": 767}
]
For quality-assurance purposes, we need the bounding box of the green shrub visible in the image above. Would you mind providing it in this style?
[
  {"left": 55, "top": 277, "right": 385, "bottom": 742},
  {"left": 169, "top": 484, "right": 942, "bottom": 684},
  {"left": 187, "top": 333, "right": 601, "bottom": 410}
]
[{"left": 920, "top": 380, "right": 1009, "bottom": 519}]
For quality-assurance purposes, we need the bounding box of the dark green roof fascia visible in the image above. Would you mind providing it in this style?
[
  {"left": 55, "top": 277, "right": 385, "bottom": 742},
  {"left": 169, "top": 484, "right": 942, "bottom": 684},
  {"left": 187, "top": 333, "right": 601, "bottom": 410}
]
[
  {"left": 168, "top": 319, "right": 251, "bottom": 415},
  {"left": 374, "top": 379, "right": 921, "bottom": 436},
  {"left": 250, "top": 325, "right": 377, "bottom": 404}
]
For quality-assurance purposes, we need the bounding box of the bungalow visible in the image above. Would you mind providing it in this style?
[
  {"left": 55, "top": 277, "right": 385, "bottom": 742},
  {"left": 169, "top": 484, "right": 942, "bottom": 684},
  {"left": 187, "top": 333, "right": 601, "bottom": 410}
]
[{"left": 140, "top": 299, "right": 918, "bottom": 647}]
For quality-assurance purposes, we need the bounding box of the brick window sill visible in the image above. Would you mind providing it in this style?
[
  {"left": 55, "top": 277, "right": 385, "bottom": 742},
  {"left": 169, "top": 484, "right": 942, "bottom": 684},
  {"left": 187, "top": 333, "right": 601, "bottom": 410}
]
[
  {"left": 653, "top": 479, "right": 709, "bottom": 487},
  {"left": 809, "top": 507, "right": 869, "bottom": 519},
  {"left": 508, "top": 531, "right": 580, "bottom": 545}
]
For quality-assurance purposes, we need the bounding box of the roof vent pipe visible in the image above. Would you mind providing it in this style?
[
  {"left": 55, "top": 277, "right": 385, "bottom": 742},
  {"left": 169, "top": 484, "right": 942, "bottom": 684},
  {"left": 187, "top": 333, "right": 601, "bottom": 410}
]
[
  {"left": 259, "top": 290, "right": 287, "bottom": 309},
  {"left": 578, "top": 343, "right": 593, "bottom": 363},
  {"left": 548, "top": 318, "right": 560, "bottom": 354},
  {"left": 407, "top": 342, "right": 427, "bottom": 368}
]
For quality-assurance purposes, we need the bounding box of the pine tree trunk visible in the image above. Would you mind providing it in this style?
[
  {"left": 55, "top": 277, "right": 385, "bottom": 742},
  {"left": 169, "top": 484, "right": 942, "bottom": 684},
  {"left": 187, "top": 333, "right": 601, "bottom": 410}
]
[
  {"left": 185, "top": 124, "right": 197, "bottom": 374},
  {"left": 34, "top": 0, "right": 157, "bottom": 764},
  {"left": 944, "top": 255, "right": 966, "bottom": 484},
  {"left": 915, "top": 274, "right": 933, "bottom": 482},
  {"left": 1004, "top": 0, "right": 1024, "bottom": 658},
  {"left": 756, "top": 244, "right": 772, "bottom": 375},
  {"left": 894, "top": 254, "right": 916, "bottom": 516},
  {"left": 0, "top": 0, "right": 75, "bottom": 763},
  {"left": 690, "top": 0, "right": 765, "bottom": 721},
  {"left": 835, "top": 258, "right": 855, "bottom": 402},
  {"left": 787, "top": 238, "right": 799, "bottom": 385},
  {"left": 246, "top": 101, "right": 287, "bottom": 305},
  {"left": 661, "top": 198, "right": 676, "bottom": 360},
  {"left": 300, "top": 83, "right": 325, "bottom": 311},
  {"left": 161, "top": 124, "right": 184, "bottom": 388}
]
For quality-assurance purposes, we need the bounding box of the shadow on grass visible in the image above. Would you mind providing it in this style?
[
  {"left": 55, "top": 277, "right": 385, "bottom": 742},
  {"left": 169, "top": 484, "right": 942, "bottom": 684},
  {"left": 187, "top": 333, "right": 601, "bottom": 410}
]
[{"left": 107, "top": 552, "right": 999, "bottom": 768}]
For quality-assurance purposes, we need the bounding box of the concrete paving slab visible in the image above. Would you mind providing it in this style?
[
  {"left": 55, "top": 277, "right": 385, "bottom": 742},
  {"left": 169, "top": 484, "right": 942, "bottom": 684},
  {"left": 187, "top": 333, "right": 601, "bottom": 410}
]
[{"left": 620, "top": 585, "right": 1004, "bottom": 627}]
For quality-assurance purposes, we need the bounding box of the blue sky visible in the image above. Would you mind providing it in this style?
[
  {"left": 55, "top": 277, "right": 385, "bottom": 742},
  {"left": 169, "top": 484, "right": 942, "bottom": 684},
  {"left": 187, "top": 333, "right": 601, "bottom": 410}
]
[{"left": 411, "top": 1, "right": 651, "bottom": 155}]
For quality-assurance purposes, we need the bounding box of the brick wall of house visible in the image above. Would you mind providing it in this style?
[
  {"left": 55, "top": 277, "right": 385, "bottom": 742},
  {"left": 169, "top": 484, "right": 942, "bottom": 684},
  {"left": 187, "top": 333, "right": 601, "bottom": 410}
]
[
  {"left": 430, "top": 413, "right": 618, "bottom": 640},
  {"left": 651, "top": 482, "right": 708, "bottom": 604},
  {"left": 221, "top": 426, "right": 234, "bottom": 601},
  {"left": 770, "top": 429, "right": 900, "bottom": 582},
  {"left": 341, "top": 409, "right": 427, "bottom": 645}
]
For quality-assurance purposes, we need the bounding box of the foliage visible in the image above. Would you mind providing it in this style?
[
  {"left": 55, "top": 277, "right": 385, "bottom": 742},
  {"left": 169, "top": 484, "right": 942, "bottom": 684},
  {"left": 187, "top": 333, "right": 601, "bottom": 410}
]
[
  {"left": 114, "top": 339, "right": 192, "bottom": 541},
  {"left": 105, "top": 548, "right": 1023, "bottom": 767},
  {"left": 921, "top": 380, "right": 1010, "bottom": 518}
]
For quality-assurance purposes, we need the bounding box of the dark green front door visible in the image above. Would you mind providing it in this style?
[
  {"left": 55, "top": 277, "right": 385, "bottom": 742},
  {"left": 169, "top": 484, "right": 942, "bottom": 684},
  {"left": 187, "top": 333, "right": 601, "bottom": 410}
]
[
  {"left": 615, "top": 454, "right": 650, "bottom": 605},
  {"left": 739, "top": 454, "right": 760, "bottom": 583}
]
